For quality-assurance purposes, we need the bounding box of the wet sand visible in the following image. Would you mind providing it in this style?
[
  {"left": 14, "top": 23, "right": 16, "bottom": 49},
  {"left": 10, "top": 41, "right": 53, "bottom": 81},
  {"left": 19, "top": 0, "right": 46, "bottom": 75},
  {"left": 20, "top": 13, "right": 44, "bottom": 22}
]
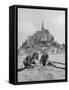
[{"left": 18, "top": 54, "right": 65, "bottom": 82}]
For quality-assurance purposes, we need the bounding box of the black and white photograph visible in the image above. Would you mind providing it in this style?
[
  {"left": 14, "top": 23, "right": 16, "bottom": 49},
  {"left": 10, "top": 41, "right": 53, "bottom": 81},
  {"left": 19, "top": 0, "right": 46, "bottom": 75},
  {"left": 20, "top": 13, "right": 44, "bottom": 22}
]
[{"left": 17, "top": 6, "right": 67, "bottom": 83}]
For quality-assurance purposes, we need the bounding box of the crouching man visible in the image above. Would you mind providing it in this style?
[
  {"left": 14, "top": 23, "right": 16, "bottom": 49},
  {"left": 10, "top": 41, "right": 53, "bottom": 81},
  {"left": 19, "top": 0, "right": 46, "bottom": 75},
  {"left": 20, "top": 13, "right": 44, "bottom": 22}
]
[
  {"left": 40, "top": 52, "right": 49, "bottom": 67},
  {"left": 23, "top": 55, "right": 33, "bottom": 69}
]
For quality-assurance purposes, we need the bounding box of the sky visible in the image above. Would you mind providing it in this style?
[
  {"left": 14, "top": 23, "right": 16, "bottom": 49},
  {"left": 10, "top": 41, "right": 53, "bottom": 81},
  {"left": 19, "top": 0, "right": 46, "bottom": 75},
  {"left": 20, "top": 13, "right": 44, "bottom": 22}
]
[{"left": 18, "top": 8, "right": 65, "bottom": 48}]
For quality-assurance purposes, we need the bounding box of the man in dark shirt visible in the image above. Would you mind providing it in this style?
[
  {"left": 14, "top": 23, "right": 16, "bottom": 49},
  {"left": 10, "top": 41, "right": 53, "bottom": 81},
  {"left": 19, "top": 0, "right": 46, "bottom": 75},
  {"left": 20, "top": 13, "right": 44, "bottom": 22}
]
[
  {"left": 23, "top": 55, "right": 33, "bottom": 68},
  {"left": 40, "top": 52, "right": 49, "bottom": 66}
]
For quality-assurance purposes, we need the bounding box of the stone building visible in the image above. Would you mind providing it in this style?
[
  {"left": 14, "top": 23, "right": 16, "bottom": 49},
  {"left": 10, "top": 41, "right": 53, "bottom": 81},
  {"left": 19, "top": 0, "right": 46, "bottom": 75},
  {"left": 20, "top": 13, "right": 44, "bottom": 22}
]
[{"left": 27, "top": 21, "right": 54, "bottom": 47}]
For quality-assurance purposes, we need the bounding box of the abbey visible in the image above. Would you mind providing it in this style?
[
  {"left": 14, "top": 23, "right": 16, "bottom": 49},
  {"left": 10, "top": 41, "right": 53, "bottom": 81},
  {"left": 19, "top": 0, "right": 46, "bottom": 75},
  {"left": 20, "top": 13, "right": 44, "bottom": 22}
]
[
  {"left": 27, "top": 21, "right": 54, "bottom": 47},
  {"left": 39, "top": 21, "right": 54, "bottom": 42}
]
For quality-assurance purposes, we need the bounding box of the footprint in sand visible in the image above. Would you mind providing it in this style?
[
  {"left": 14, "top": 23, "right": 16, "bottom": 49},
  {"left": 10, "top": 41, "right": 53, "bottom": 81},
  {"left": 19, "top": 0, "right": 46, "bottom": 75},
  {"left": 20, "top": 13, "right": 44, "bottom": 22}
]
[{"left": 48, "top": 73, "right": 54, "bottom": 79}]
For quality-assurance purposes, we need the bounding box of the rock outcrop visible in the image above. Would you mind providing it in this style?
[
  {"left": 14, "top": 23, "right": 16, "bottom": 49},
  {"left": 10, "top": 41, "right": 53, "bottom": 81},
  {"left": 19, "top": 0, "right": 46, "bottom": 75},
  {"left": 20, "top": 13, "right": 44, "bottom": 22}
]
[{"left": 19, "top": 21, "right": 65, "bottom": 54}]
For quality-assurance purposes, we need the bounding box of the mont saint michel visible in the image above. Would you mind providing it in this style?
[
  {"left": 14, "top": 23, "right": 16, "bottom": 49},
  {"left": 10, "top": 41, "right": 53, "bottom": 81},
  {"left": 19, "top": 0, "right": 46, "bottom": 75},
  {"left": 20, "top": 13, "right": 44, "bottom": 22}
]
[
  {"left": 18, "top": 8, "right": 65, "bottom": 82},
  {"left": 18, "top": 21, "right": 65, "bottom": 82}
]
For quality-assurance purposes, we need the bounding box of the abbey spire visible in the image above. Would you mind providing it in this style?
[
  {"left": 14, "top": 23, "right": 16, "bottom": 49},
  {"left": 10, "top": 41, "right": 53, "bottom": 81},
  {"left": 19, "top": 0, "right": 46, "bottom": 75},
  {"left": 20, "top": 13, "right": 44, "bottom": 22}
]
[{"left": 41, "top": 21, "right": 45, "bottom": 30}]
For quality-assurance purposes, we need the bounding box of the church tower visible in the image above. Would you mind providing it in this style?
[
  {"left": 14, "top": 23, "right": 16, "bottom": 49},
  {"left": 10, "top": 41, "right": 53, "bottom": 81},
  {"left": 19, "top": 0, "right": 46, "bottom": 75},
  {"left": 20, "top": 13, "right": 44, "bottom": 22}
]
[{"left": 41, "top": 21, "right": 45, "bottom": 30}]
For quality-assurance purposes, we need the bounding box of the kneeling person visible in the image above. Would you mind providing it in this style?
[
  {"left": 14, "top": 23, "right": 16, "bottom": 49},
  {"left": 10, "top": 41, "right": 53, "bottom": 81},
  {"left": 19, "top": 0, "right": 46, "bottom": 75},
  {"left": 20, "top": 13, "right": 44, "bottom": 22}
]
[
  {"left": 23, "top": 55, "right": 33, "bottom": 69},
  {"left": 40, "top": 53, "right": 49, "bottom": 67}
]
